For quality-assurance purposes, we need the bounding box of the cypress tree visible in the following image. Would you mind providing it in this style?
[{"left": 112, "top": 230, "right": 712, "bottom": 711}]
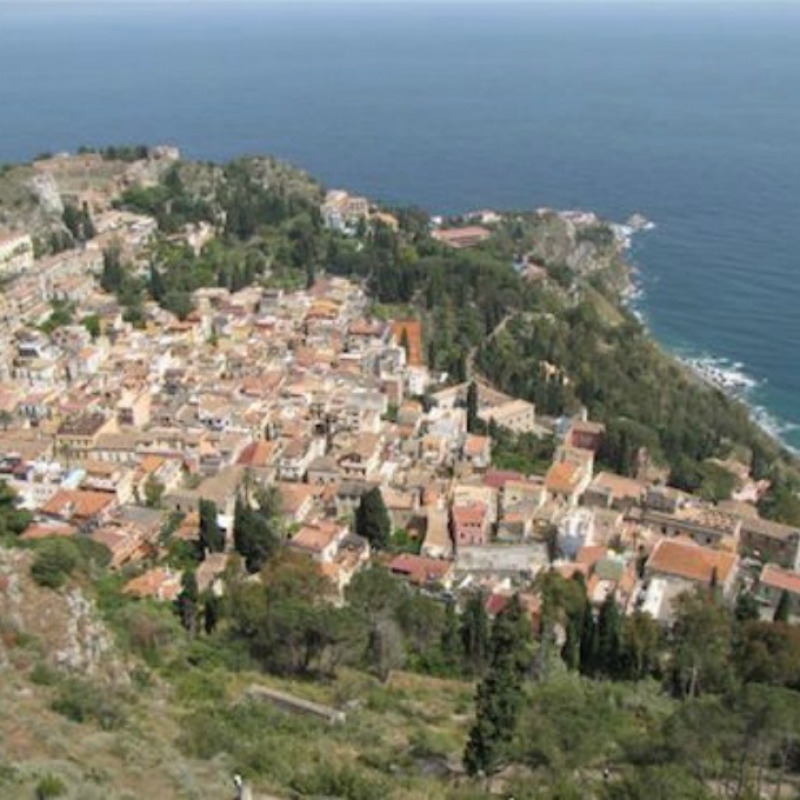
[
  {"left": 734, "top": 591, "right": 761, "bottom": 623},
  {"left": 580, "top": 606, "right": 599, "bottom": 677},
  {"left": 199, "top": 498, "right": 224, "bottom": 555},
  {"left": 460, "top": 590, "right": 490, "bottom": 677},
  {"left": 440, "top": 599, "right": 463, "bottom": 675},
  {"left": 562, "top": 612, "right": 582, "bottom": 671},
  {"left": 597, "top": 593, "right": 623, "bottom": 678},
  {"left": 466, "top": 380, "right": 479, "bottom": 434},
  {"left": 464, "top": 595, "right": 531, "bottom": 777},
  {"left": 176, "top": 570, "right": 199, "bottom": 636},
  {"left": 203, "top": 591, "right": 220, "bottom": 635},
  {"left": 355, "top": 487, "right": 391, "bottom": 550},
  {"left": 774, "top": 590, "right": 792, "bottom": 623},
  {"left": 100, "top": 247, "right": 124, "bottom": 294},
  {"left": 149, "top": 263, "right": 166, "bottom": 303},
  {"left": 233, "top": 495, "right": 278, "bottom": 573}
]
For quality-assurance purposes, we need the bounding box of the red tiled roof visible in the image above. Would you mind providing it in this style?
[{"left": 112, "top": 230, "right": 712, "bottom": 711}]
[
  {"left": 389, "top": 554, "right": 453, "bottom": 585},
  {"left": 393, "top": 320, "right": 423, "bottom": 366},
  {"left": 647, "top": 538, "right": 737, "bottom": 585},
  {"left": 545, "top": 461, "right": 580, "bottom": 494},
  {"left": 42, "top": 489, "right": 116, "bottom": 521},
  {"left": 760, "top": 563, "right": 800, "bottom": 596},
  {"left": 20, "top": 522, "right": 77, "bottom": 541},
  {"left": 483, "top": 470, "right": 525, "bottom": 490},
  {"left": 123, "top": 568, "right": 182, "bottom": 601},
  {"left": 237, "top": 440, "right": 278, "bottom": 468}
]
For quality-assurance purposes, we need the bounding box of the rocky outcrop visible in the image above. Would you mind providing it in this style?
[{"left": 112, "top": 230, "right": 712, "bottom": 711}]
[
  {"left": 0, "top": 547, "right": 125, "bottom": 681},
  {"left": 27, "top": 172, "right": 64, "bottom": 218}
]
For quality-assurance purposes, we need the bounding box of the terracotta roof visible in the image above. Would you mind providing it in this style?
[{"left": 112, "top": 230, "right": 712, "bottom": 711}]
[
  {"left": 545, "top": 461, "right": 580, "bottom": 494},
  {"left": 589, "top": 471, "right": 645, "bottom": 501},
  {"left": 452, "top": 502, "right": 488, "bottom": 525},
  {"left": 576, "top": 545, "right": 608, "bottom": 569},
  {"left": 42, "top": 489, "right": 116, "bottom": 521},
  {"left": 760, "top": 563, "right": 800, "bottom": 596},
  {"left": 138, "top": 454, "right": 165, "bottom": 475},
  {"left": 464, "top": 435, "right": 491, "bottom": 457},
  {"left": 278, "top": 482, "right": 316, "bottom": 516},
  {"left": 647, "top": 537, "right": 737, "bottom": 585},
  {"left": 432, "top": 226, "right": 491, "bottom": 248},
  {"left": 175, "top": 511, "right": 200, "bottom": 541},
  {"left": 349, "top": 319, "right": 385, "bottom": 338},
  {"left": 484, "top": 592, "right": 542, "bottom": 623},
  {"left": 392, "top": 320, "right": 423, "bottom": 366},
  {"left": 483, "top": 469, "right": 525, "bottom": 490},
  {"left": 389, "top": 554, "right": 453, "bottom": 585},
  {"left": 123, "top": 567, "right": 182, "bottom": 601},
  {"left": 289, "top": 521, "right": 344, "bottom": 555},
  {"left": 237, "top": 440, "right": 278, "bottom": 468},
  {"left": 20, "top": 522, "right": 77, "bottom": 541}
]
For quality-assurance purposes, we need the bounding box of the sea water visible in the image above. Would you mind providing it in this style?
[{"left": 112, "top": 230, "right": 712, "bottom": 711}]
[{"left": 1, "top": 1, "right": 799, "bottom": 447}]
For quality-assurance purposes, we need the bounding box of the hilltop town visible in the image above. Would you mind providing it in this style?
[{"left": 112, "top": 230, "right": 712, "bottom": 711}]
[
  {"left": 1, "top": 147, "right": 800, "bottom": 799},
  {"left": 0, "top": 147, "right": 797, "bottom": 623}
]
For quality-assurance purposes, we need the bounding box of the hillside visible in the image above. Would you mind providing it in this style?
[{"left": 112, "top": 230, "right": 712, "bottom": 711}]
[
  {"left": 2, "top": 146, "right": 800, "bottom": 800},
  {"left": 0, "top": 549, "right": 477, "bottom": 799}
]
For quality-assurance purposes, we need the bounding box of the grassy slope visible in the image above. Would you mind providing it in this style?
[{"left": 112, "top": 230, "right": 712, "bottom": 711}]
[{"left": 0, "top": 653, "right": 477, "bottom": 800}]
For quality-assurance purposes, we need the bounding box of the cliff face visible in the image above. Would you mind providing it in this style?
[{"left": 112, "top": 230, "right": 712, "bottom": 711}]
[{"left": 0, "top": 548, "right": 124, "bottom": 681}]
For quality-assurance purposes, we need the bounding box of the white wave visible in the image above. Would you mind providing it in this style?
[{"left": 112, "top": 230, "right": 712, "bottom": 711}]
[
  {"left": 750, "top": 405, "right": 800, "bottom": 454},
  {"left": 677, "top": 353, "right": 800, "bottom": 451},
  {"left": 680, "top": 354, "right": 760, "bottom": 395}
]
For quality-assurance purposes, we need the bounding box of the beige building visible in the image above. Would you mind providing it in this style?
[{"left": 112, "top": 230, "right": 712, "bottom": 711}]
[
  {"left": 478, "top": 398, "right": 536, "bottom": 434},
  {"left": 116, "top": 389, "right": 152, "bottom": 428}
]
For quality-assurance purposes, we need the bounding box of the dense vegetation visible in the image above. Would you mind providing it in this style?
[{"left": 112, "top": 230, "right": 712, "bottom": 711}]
[{"left": 12, "top": 512, "right": 800, "bottom": 798}]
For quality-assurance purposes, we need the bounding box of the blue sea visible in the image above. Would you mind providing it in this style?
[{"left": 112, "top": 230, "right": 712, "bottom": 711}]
[{"left": 2, "top": 2, "right": 800, "bottom": 448}]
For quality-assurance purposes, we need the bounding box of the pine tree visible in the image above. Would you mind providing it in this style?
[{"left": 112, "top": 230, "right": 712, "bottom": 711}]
[
  {"left": 355, "top": 487, "right": 391, "bottom": 550},
  {"left": 774, "top": 590, "right": 792, "bottom": 623}
]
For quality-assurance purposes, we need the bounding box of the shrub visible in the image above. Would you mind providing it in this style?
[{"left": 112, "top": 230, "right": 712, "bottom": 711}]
[
  {"left": 72, "top": 535, "right": 112, "bottom": 570},
  {"left": 31, "top": 539, "right": 79, "bottom": 588},
  {"left": 290, "top": 762, "right": 391, "bottom": 800},
  {"left": 30, "top": 661, "right": 59, "bottom": 686},
  {"left": 51, "top": 678, "right": 126, "bottom": 730},
  {"left": 35, "top": 774, "right": 66, "bottom": 799},
  {"left": 113, "top": 602, "right": 184, "bottom": 664},
  {"left": 174, "top": 668, "right": 228, "bottom": 705}
]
